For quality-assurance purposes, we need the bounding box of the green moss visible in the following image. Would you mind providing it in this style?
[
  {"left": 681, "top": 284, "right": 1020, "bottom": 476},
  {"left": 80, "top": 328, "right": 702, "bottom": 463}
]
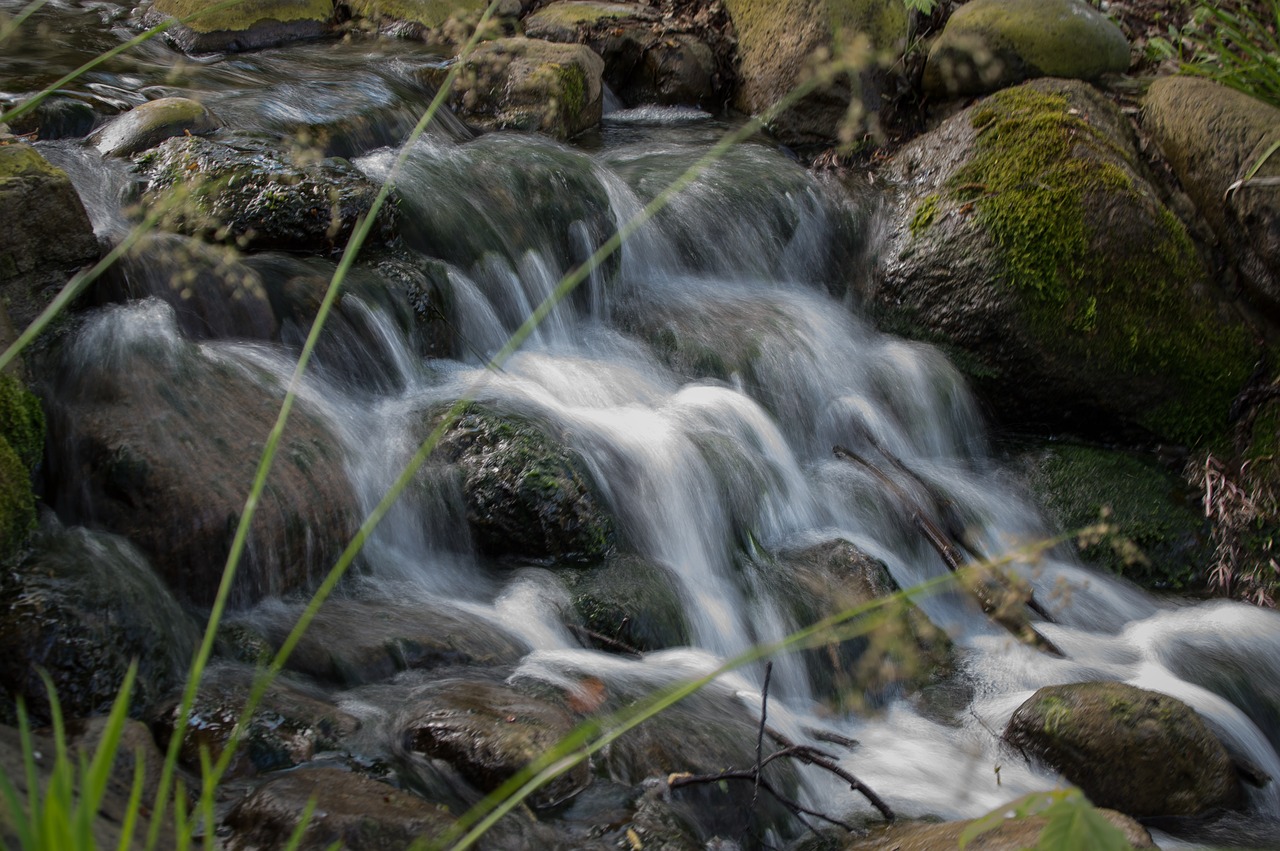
[
  {"left": 528, "top": 2, "right": 636, "bottom": 28},
  {"left": 152, "top": 0, "right": 334, "bottom": 33},
  {"left": 347, "top": 0, "right": 484, "bottom": 28},
  {"left": 0, "top": 438, "right": 35, "bottom": 559},
  {"left": 949, "top": 85, "right": 1257, "bottom": 445},
  {"left": 554, "top": 62, "right": 587, "bottom": 123},
  {"left": 0, "top": 144, "right": 63, "bottom": 180},
  {"left": 0, "top": 373, "right": 44, "bottom": 473},
  {"left": 909, "top": 192, "right": 941, "bottom": 237}
]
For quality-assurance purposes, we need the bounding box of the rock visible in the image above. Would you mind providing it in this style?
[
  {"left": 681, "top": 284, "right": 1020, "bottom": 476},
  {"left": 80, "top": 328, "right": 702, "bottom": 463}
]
[
  {"left": 631, "top": 34, "right": 718, "bottom": 107},
  {"left": 135, "top": 135, "right": 395, "bottom": 256},
  {"left": 224, "top": 766, "right": 458, "bottom": 851},
  {"left": 875, "top": 79, "right": 1259, "bottom": 446},
  {"left": 152, "top": 664, "right": 360, "bottom": 779},
  {"left": 1015, "top": 442, "right": 1209, "bottom": 590},
  {"left": 428, "top": 404, "right": 614, "bottom": 564},
  {"left": 923, "top": 0, "right": 1130, "bottom": 97},
  {"left": 450, "top": 37, "right": 605, "bottom": 139},
  {"left": 89, "top": 97, "right": 218, "bottom": 157},
  {"left": 400, "top": 676, "right": 592, "bottom": 809},
  {"left": 560, "top": 555, "right": 692, "bottom": 653},
  {"left": 0, "top": 525, "right": 200, "bottom": 725},
  {"left": 239, "top": 598, "right": 528, "bottom": 686},
  {"left": 1003, "top": 682, "right": 1244, "bottom": 816},
  {"left": 346, "top": 0, "right": 495, "bottom": 44},
  {"left": 5, "top": 97, "right": 98, "bottom": 140},
  {"left": 140, "top": 0, "right": 335, "bottom": 55},
  {"left": 0, "top": 143, "right": 99, "bottom": 328},
  {"left": 722, "top": 0, "right": 908, "bottom": 146},
  {"left": 1144, "top": 76, "right": 1280, "bottom": 316},
  {"left": 834, "top": 808, "right": 1154, "bottom": 849},
  {"left": 73, "top": 717, "right": 169, "bottom": 812},
  {"left": 524, "top": 0, "right": 651, "bottom": 40},
  {"left": 0, "top": 372, "right": 43, "bottom": 558},
  {"left": 46, "top": 300, "right": 359, "bottom": 607}
]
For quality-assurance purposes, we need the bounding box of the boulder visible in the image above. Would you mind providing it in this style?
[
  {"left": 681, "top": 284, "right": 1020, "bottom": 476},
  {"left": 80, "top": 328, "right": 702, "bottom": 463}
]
[
  {"left": 89, "top": 97, "right": 218, "bottom": 157},
  {"left": 47, "top": 300, "right": 359, "bottom": 607},
  {"left": 0, "top": 525, "right": 200, "bottom": 725},
  {"left": 1003, "top": 682, "right": 1243, "bottom": 816},
  {"left": 135, "top": 135, "right": 396, "bottom": 256},
  {"left": 0, "top": 143, "right": 99, "bottom": 328},
  {"left": 722, "top": 0, "right": 908, "bottom": 146},
  {"left": 5, "top": 97, "right": 98, "bottom": 140},
  {"left": 1144, "top": 76, "right": 1280, "bottom": 316},
  {"left": 560, "top": 555, "right": 692, "bottom": 653},
  {"left": 427, "top": 404, "right": 614, "bottom": 564},
  {"left": 346, "top": 0, "right": 500, "bottom": 44},
  {"left": 224, "top": 767, "right": 458, "bottom": 851},
  {"left": 140, "top": 0, "right": 335, "bottom": 54},
  {"left": 833, "top": 807, "right": 1154, "bottom": 849},
  {"left": 875, "top": 79, "right": 1258, "bottom": 445},
  {"left": 923, "top": 0, "right": 1130, "bottom": 97},
  {"left": 450, "top": 37, "right": 605, "bottom": 139}
]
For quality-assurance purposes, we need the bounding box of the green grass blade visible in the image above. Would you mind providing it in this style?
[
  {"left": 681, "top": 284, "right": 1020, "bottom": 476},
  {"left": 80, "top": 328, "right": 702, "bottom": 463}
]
[{"left": 0, "top": 0, "right": 49, "bottom": 47}]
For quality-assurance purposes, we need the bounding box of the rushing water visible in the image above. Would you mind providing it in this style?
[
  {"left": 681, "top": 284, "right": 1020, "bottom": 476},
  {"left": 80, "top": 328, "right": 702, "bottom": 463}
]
[{"left": 9, "top": 1, "right": 1280, "bottom": 845}]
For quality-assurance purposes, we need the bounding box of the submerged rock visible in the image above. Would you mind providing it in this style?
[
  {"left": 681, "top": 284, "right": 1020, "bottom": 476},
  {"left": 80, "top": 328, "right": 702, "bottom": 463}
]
[
  {"left": 90, "top": 97, "right": 218, "bottom": 158},
  {"left": 560, "top": 555, "right": 691, "bottom": 653},
  {"left": 140, "top": 0, "right": 335, "bottom": 54},
  {"left": 923, "top": 0, "right": 1130, "bottom": 97},
  {"left": 136, "top": 135, "right": 395, "bottom": 255},
  {"left": 1004, "top": 681, "right": 1244, "bottom": 817},
  {"left": 876, "top": 79, "right": 1258, "bottom": 445}
]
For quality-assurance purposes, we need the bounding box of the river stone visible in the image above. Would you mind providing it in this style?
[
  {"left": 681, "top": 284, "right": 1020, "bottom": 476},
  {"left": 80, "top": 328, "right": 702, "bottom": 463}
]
[
  {"left": 400, "top": 676, "right": 592, "bottom": 809},
  {"left": 239, "top": 598, "right": 528, "bottom": 686},
  {"left": 923, "top": 0, "right": 1130, "bottom": 97},
  {"left": 224, "top": 766, "right": 458, "bottom": 851},
  {"left": 152, "top": 664, "right": 360, "bottom": 779},
  {"left": 89, "top": 97, "right": 218, "bottom": 158},
  {"left": 47, "top": 300, "right": 359, "bottom": 607},
  {"left": 0, "top": 143, "right": 99, "bottom": 328},
  {"left": 722, "top": 0, "right": 908, "bottom": 146},
  {"left": 429, "top": 404, "right": 614, "bottom": 565},
  {"left": 1003, "top": 682, "right": 1243, "bottom": 817},
  {"left": 0, "top": 525, "right": 199, "bottom": 726},
  {"left": 140, "top": 0, "right": 335, "bottom": 54},
  {"left": 136, "top": 135, "right": 396, "bottom": 256},
  {"left": 875, "top": 78, "right": 1259, "bottom": 446},
  {"left": 835, "top": 808, "right": 1154, "bottom": 849},
  {"left": 560, "top": 555, "right": 691, "bottom": 653},
  {"left": 1144, "top": 76, "right": 1280, "bottom": 317},
  {"left": 450, "top": 37, "right": 605, "bottom": 140},
  {"left": 5, "top": 97, "right": 98, "bottom": 140}
]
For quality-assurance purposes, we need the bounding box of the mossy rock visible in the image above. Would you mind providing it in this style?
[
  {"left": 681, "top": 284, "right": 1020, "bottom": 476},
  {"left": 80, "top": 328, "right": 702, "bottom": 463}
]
[
  {"left": 523, "top": 1, "right": 652, "bottom": 40},
  {"left": 923, "top": 0, "right": 1130, "bottom": 97},
  {"left": 345, "top": 0, "right": 489, "bottom": 40},
  {"left": 429, "top": 403, "right": 614, "bottom": 564},
  {"left": 832, "top": 808, "right": 1154, "bottom": 849},
  {"left": 0, "top": 373, "right": 43, "bottom": 558},
  {"left": 89, "top": 97, "right": 218, "bottom": 158},
  {"left": 722, "top": 0, "right": 908, "bottom": 145},
  {"left": 1016, "top": 442, "right": 1209, "bottom": 591},
  {"left": 0, "top": 441, "right": 34, "bottom": 560},
  {"left": 877, "top": 79, "right": 1259, "bottom": 446},
  {"left": 1004, "top": 682, "right": 1243, "bottom": 817},
  {"left": 142, "top": 0, "right": 335, "bottom": 54},
  {"left": 560, "top": 555, "right": 691, "bottom": 653}
]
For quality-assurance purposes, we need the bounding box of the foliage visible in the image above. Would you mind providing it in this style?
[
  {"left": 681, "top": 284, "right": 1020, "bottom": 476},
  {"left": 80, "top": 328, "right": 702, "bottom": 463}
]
[
  {"left": 959, "top": 788, "right": 1136, "bottom": 851},
  {"left": 1179, "top": 0, "right": 1280, "bottom": 109},
  {"left": 1188, "top": 452, "right": 1280, "bottom": 606}
]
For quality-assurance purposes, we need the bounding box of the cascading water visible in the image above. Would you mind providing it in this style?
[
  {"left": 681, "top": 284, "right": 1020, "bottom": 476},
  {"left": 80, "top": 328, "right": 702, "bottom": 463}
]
[{"left": 14, "top": 12, "right": 1280, "bottom": 841}]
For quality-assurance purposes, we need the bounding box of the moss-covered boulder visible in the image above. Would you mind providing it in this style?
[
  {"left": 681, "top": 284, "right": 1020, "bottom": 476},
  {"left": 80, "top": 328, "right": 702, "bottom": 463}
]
[
  {"left": 140, "top": 0, "right": 335, "bottom": 54},
  {"left": 0, "top": 143, "right": 99, "bottom": 328},
  {"left": 0, "top": 372, "right": 43, "bottom": 559},
  {"left": 923, "top": 0, "right": 1130, "bottom": 97},
  {"left": 136, "top": 136, "right": 395, "bottom": 256},
  {"left": 449, "top": 37, "right": 605, "bottom": 139},
  {"left": 1144, "top": 76, "right": 1280, "bottom": 317},
  {"left": 831, "top": 807, "right": 1154, "bottom": 849},
  {"left": 0, "top": 525, "right": 199, "bottom": 725},
  {"left": 875, "top": 79, "right": 1259, "bottom": 445},
  {"left": 1004, "top": 682, "right": 1244, "bottom": 817},
  {"left": 560, "top": 555, "right": 691, "bottom": 653},
  {"left": 722, "top": 0, "right": 908, "bottom": 146},
  {"left": 1016, "top": 442, "right": 1209, "bottom": 590},
  {"left": 89, "top": 97, "right": 218, "bottom": 158},
  {"left": 225, "top": 767, "right": 459, "bottom": 851},
  {"left": 345, "top": 0, "right": 492, "bottom": 43},
  {"left": 428, "top": 404, "right": 614, "bottom": 564}
]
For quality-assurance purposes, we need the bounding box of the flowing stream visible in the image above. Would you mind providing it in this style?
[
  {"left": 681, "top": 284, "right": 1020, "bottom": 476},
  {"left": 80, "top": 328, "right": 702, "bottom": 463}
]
[{"left": 8, "top": 2, "right": 1280, "bottom": 846}]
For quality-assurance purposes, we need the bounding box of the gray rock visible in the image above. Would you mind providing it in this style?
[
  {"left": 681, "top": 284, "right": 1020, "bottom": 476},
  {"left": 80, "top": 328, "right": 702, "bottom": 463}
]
[
  {"left": 141, "top": 0, "right": 335, "bottom": 55},
  {"left": 90, "top": 97, "right": 217, "bottom": 157}
]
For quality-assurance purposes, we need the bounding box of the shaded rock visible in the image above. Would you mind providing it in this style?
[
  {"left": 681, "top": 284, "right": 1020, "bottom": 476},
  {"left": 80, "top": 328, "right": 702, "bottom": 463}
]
[
  {"left": 400, "top": 676, "right": 591, "bottom": 809},
  {"left": 450, "top": 37, "right": 605, "bottom": 139},
  {"left": 90, "top": 97, "right": 218, "bottom": 158},
  {"left": 428, "top": 403, "right": 614, "bottom": 564},
  {"left": 225, "top": 766, "right": 457, "bottom": 851},
  {"left": 722, "top": 0, "right": 908, "bottom": 146},
  {"left": 0, "top": 525, "right": 199, "bottom": 725},
  {"left": 47, "top": 300, "right": 359, "bottom": 607},
  {"left": 1144, "top": 76, "right": 1280, "bottom": 316},
  {"left": 73, "top": 717, "right": 170, "bottom": 813},
  {"left": 831, "top": 807, "right": 1154, "bottom": 849},
  {"left": 141, "top": 0, "right": 335, "bottom": 54},
  {"left": 875, "top": 79, "right": 1258, "bottom": 445},
  {"left": 135, "top": 135, "right": 395, "bottom": 256},
  {"left": 923, "top": 0, "right": 1130, "bottom": 97},
  {"left": 1015, "top": 442, "right": 1209, "bottom": 590},
  {"left": 1003, "top": 681, "right": 1243, "bottom": 817},
  {"left": 6, "top": 97, "right": 98, "bottom": 140},
  {"left": 560, "top": 555, "right": 691, "bottom": 653},
  {"left": 549, "top": 779, "right": 704, "bottom": 851},
  {"left": 631, "top": 34, "right": 718, "bottom": 107},
  {"left": 239, "top": 598, "right": 528, "bottom": 686},
  {"left": 0, "top": 371, "right": 43, "bottom": 558},
  {"left": 152, "top": 664, "right": 359, "bottom": 779},
  {"left": 0, "top": 143, "right": 99, "bottom": 328}
]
